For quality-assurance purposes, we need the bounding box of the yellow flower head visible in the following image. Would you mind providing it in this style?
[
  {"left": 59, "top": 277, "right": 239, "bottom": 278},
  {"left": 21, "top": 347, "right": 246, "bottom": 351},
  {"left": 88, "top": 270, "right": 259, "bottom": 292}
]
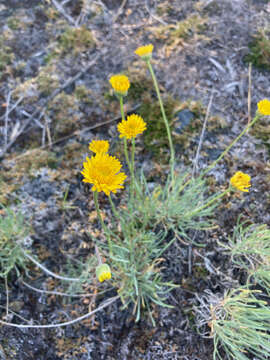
[
  {"left": 117, "top": 114, "right": 147, "bottom": 139},
  {"left": 96, "top": 263, "right": 111, "bottom": 283},
  {"left": 81, "top": 153, "right": 127, "bottom": 196},
  {"left": 257, "top": 99, "right": 270, "bottom": 116},
  {"left": 134, "top": 44, "right": 154, "bottom": 60},
  {"left": 89, "top": 140, "right": 109, "bottom": 154},
  {"left": 230, "top": 171, "right": 251, "bottom": 192},
  {"left": 109, "top": 74, "right": 130, "bottom": 96}
]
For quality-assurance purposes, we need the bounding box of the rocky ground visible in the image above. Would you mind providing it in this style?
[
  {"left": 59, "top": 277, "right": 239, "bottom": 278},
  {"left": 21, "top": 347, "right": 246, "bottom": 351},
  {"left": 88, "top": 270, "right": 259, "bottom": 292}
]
[{"left": 0, "top": 0, "right": 269, "bottom": 359}]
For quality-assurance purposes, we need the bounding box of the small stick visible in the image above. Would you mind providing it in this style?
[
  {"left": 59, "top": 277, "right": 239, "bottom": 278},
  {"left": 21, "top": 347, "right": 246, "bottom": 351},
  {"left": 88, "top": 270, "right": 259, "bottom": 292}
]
[
  {"left": 113, "top": 0, "right": 128, "bottom": 23},
  {"left": 0, "top": 54, "right": 100, "bottom": 159},
  {"left": 51, "top": 0, "right": 76, "bottom": 26},
  {"left": 192, "top": 92, "right": 213, "bottom": 177},
  {"left": 145, "top": 0, "right": 168, "bottom": 25},
  {"left": 0, "top": 95, "right": 24, "bottom": 121},
  {"left": 10, "top": 103, "right": 140, "bottom": 161},
  {"left": 0, "top": 296, "right": 120, "bottom": 328},
  {"left": 247, "top": 62, "right": 252, "bottom": 132},
  {"left": 4, "top": 91, "right": 12, "bottom": 147},
  {"left": 4, "top": 276, "right": 9, "bottom": 317},
  {"left": 44, "top": 114, "right": 52, "bottom": 149}
]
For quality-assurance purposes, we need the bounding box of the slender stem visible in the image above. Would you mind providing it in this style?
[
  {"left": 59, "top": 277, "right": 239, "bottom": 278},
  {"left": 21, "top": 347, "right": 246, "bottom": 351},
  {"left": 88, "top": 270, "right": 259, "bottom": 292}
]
[
  {"left": 22, "top": 250, "right": 81, "bottom": 282},
  {"left": 119, "top": 95, "right": 125, "bottom": 122},
  {"left": 119, "top": 96, "right": 132, "bottom": 173},
  {"left": 94, "top": 191, "right": 106, "bottom": 232},
  {"left": 146, "top": 60, "right": 175, "bottom": 181},
  {"left": 123, "top": 138, "right": 132, "bottom": 174},
  {"left": 186, "top": 188, "right": 231, "bottom": 218},
  {"left": 0, "top": 296, "right": 120, "bottom": 329},
  {"left": 108, "top": 194, "right": 119, "bottom": 219},
  {"left": 130, "top": 137, "right": 136, "bottom": 204},
  {"left": 179, "top": 114, "right": 261, "bottom": 193},
  {"left": 21, "top": 279, "right": 112, "bottom": 298},
  {"left": 93, "top": 191, "right": 112, "bottom": 255},
  {"left": 202, "top": 114, "right": 260, "bottom": 176}
]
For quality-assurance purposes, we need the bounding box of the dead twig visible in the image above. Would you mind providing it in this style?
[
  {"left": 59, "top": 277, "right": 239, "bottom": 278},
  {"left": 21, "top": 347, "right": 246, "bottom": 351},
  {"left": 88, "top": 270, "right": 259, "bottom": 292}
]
[
  {"left": 44, "top": 114, "right": 52, "bottom": 149},
  {"left": 51, "top": 0, "right": 76, "bottom": 26},
  {"left": 0, "top": 95, "right": 24, "bottom": 122},
  {"left": 4, "top": 91, "right": 12, "bottom": 147},
  {"left": 192, "top": 92, "right": 214, "bottom": 177},
  {"left": 10, "top": 103, "right": 140, "bottom": 161},
  {"left": 247, "top": 62, "right": 252, "bottom": 131},
  {"left": 113, "top": 0, "right": 128, "bottom": 23},
  {"left": 0, "top": 53, "right": 100, "bottom": 160},
  {"left": 145, "top": 0, "right": 168, "bottom": 25}
]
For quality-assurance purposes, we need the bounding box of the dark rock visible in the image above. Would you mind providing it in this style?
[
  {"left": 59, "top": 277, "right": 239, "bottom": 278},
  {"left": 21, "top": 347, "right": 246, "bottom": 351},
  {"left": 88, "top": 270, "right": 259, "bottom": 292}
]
[
  {"left": 174, "top": 109, "right": 196, "bottom": 135},
  {"left": 21, "top": 178, "right": 55, "bottom": 201}
]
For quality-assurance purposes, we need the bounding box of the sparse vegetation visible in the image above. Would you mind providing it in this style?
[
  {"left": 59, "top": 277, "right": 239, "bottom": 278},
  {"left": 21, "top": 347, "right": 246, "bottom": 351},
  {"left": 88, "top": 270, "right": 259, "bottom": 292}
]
[{"left": 0, "top": 0, "right": 269, "bottom": 358}]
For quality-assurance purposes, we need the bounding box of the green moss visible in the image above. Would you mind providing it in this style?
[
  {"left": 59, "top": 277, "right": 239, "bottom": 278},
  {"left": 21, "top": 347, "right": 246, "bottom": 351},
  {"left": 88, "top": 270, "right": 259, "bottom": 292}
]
[
  {"left": 7, "top": 17, "right": 22, "bottom": 30},
  {"left": 43, "top": 51, "right": 58, "bottom": 65},
  {"left": 74, "top": 85, "right": 92, "bottom": 104},
  {"left": 36, "top": 66, "right": 59, "bottom": 96},
  {"left": 171, "top": 15, "right": 208, "bottom": 40},
  {"left": 151, "top": 14, "right": 208, "bottom": 45},
  {"left": 193, "top": 264, "right": 208, "bottom": 279},
  {"left": 0, "top": 37, "right": 14, "bottom": 72},
  {"left": 0, "top": 149, "right": 58, "bottom": 205},
  {"left": 250, "top": 117, "right": 270, "bottom": 156},
  {"left": 48, "top": 93, "right": 80, "bottom": 137},
  {"left": 58, "top": 26, "right": 95, "bottom": 54},
  {"left": 127, "top": 78, "right": 153, "bottom": 101},
  {"left": 245, "top": 31, "right": 270, "bottom": 71},
  {"left": 138, "top": 95, "right": 178, "bottom": 159},
  {"left": 156, "top": 3, "right": 174, "bottom": 16}
]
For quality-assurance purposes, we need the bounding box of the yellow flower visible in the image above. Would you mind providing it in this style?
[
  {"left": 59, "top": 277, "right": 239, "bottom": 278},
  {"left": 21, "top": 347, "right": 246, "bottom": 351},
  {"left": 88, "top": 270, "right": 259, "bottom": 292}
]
[
  {"left": 230, "top": 171, "right": 251, "bottom": 192},
  {"left": 257, "top": 99, "right": 270, "bottom": 116},
  {"left": 134, "top": 44, "right": 154, "bottom": 60},
  {"left": 89, "top": 140, "right": 109, "bottom": 154},
  {"left": 96, "top": 263, "right": 111, "bottom": 283},
  {"left": 117, "top": 114, "right": 147, "bottom": 139},
  {"left": 81, "top": 153, "right": 127, "bottom": 196},
  {"left": 109, "top": 74, "right": 130, "bottom": 96}
]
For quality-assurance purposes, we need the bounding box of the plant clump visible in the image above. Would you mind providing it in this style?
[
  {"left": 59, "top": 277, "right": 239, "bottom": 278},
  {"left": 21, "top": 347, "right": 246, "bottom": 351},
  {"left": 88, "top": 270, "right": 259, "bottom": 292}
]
[
  {"left": 244, "top": 30, "right": 270, "bottom": 71},
  {"left": 0, "top": 206, "right": 30, "bottom": 277},
  {"left": 58, "top": 26, "right": 95, "bottom": 55}
]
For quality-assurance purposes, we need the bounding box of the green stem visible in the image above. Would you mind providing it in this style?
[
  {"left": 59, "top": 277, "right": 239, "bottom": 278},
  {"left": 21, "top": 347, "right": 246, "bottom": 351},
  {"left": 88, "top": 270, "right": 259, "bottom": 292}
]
[
  {"left": 130, "top": 137, "right": 135, "bottom": 204},
  {"left": 119, "top": 96, "right": 132, "bottom": 173},
  {"left": 123, "top": 138, "right": 132, "bottom": 174},
  {"left": 202, "top": 114, "right": 260, "bottom": 176},
  {"left": 93, "top": 191, "right": 112, "bottom": 255},
  {"left": 180, "top": 114, "right": 261, "bottom": 193},
  {"left": 108, "top": 194, "right": 119, "bottom": 219},
  {"left": 146, "top": 59, "right": 175, "bottom": 181},
  {"left": 119, "top": 95, "right": 125, "bottom": 122},
  {"left": 186, "top": 187, "right": 231, "bottom": 218}
]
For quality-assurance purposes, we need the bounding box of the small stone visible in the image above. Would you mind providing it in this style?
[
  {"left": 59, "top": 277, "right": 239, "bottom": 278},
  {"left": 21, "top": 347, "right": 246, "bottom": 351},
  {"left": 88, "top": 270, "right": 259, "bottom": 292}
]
[{"left": 173, "top": 109, "right": 195, "bottom": 135}]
